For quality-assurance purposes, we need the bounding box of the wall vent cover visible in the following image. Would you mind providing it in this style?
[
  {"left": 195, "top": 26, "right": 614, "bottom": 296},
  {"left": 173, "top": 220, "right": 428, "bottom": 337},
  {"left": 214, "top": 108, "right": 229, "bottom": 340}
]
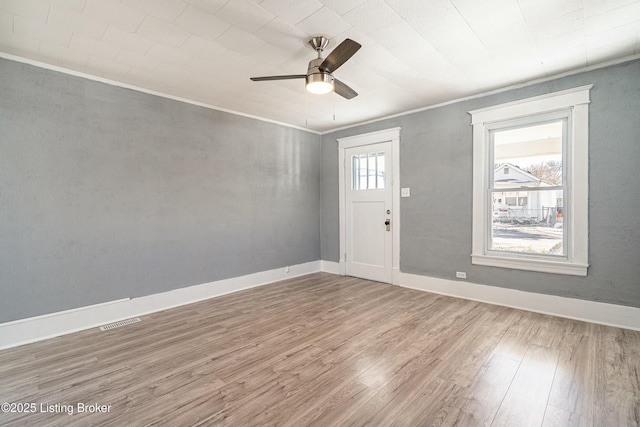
[{"left": 99, "top": 317, "right": 141, "bottom": 331}]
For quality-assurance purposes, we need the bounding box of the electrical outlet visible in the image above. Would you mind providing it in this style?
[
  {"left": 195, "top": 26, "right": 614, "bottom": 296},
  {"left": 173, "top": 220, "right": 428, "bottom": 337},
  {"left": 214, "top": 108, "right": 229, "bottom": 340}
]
[{"left": 456, "top": 271, "right": 467, "bottom": 279}]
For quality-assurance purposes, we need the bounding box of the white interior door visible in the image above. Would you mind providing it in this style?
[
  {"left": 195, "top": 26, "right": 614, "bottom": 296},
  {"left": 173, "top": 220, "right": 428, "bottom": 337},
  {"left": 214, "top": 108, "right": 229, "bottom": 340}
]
[{"left": 345, "top": 141, "right": 393, "bottom": 283}]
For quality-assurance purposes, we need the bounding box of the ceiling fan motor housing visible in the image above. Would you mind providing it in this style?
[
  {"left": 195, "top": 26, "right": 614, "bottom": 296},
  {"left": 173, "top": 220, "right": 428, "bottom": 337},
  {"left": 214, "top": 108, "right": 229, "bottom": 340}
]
[{"left": 306, "top": 57, "right": 334, "bottom": 93}]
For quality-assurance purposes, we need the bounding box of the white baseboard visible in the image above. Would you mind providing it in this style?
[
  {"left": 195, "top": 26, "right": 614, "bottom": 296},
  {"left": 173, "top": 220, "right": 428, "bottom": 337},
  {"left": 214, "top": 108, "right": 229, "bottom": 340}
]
[
  {"left": 320, "top": 260, "right": 340, "bottom": 274},
  {"left": 0, "top": 261, "right": 321, "bottom": 350},
  {"left": 399, "top": 272, "right": 640, "bottom": 331},
  {"left": 392, "top": 268, "right": 400, "bottom": 285}
]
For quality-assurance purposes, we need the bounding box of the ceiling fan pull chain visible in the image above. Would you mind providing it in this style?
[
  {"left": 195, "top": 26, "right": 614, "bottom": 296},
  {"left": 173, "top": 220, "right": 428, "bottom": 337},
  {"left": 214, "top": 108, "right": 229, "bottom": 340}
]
[
  {"left": 333, "top": 92, "right": 336, "bottom": 121},
  {"left": 305, "top": 90, "right": 309, "bottom": 128}
]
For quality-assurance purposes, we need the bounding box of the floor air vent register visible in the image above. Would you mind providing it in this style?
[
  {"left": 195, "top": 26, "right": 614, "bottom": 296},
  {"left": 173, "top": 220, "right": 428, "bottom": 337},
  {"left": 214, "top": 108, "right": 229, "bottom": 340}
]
[{"left": 99, "top": 317, "right": 142, "bottom": 331}]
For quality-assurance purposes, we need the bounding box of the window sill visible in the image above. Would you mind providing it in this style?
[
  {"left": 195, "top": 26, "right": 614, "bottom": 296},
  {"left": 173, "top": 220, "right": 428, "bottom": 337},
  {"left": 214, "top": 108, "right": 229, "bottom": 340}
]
[{"left": 471, "top": 254, "right": 588, "bottom": 276}]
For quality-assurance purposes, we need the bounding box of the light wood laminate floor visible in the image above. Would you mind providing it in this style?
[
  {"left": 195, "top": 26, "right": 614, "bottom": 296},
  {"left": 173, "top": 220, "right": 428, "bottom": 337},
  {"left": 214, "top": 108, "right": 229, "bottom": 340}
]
[{"left": 1, "top": 273, "right": 639, "bottom": 426}]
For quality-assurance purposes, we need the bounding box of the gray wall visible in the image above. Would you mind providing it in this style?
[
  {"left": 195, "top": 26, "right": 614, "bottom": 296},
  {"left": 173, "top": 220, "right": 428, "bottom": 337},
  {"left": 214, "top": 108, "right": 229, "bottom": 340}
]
[
  {"left": 321, "top": 58, "right": 640, "bottom": 308},
  {"left": 2, "top": 56, "right": 638, "bottom": 323},
  {"left": 0, "top": 58, "right": 320, "bottom": 322}
]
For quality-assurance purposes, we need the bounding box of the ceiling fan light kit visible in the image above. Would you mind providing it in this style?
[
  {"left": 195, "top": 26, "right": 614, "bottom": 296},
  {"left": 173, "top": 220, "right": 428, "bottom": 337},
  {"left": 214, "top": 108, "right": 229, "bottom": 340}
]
[
  {"left": 306, "top": 72, "right": 334, "bottom": 94},
  {"left": 250, "top": 36, "right": 361, "bottom": 99}
]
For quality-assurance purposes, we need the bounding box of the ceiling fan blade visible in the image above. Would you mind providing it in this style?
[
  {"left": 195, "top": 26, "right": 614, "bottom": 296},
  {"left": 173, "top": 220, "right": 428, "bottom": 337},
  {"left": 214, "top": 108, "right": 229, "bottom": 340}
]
[
  {"left": 334, "top": 79, "right": 358, "bottom": 99},
  {"left": 320, "top": 38, "right": 361, "bottom": 73},
  {"left": 250, "top": 74, "right": 306, "bottom": 81}
]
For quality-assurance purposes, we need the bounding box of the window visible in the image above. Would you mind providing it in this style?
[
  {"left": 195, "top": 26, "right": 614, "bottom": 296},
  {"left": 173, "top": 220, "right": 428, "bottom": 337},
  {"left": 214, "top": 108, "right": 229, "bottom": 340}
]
[
  {"left": 491, "top": 119, "right": 564, "bottom": 255},
  {"left": 351, "top": 152, "right": 385, "bottom": 190},
  {"left": 469, "top": 86, "right": 591, "bottom": 276}
]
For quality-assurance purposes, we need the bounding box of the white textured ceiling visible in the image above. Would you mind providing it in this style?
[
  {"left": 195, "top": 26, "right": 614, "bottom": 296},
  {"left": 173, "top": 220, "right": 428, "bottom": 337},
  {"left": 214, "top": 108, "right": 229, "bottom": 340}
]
[{"left": 1, "top": 0, "right": 639, "bottom": 132}]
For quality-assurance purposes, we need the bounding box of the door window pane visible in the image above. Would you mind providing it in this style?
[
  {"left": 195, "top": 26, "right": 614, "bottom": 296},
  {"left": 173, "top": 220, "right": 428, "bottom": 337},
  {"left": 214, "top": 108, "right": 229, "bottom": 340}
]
[
  {"left": 351, "top": 152, "right": 385, "bottom": 190},
  {"left": 376, "top": 152, "right": 385, "bottom": 189}
]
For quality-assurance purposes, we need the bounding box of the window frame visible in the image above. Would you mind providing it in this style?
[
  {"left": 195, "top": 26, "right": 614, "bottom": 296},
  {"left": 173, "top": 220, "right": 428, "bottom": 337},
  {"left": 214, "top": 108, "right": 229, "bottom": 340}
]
[{"left": 469, "top": 85, "right": 592, "bottom": 276}]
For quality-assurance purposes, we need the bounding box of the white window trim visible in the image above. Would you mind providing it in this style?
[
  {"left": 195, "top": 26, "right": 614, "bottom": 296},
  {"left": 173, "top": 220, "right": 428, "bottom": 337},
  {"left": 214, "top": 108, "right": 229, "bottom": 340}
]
[{"left": 469, "top": 85, "right": 592, "bottom": 276}]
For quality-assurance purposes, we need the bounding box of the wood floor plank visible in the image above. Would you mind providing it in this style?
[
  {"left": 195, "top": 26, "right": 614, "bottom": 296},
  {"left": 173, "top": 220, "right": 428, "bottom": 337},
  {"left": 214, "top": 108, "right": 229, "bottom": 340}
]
[
  {"left": 0, "top": 272, "right": 638, "bottom": 427},
  {"left": 492, "top": 310, "right": 545, "bottom": 361},
  {"left": 595, "top": 326, "right": 640, "bottom": 427},
  {"left": 336, "top": 353, "right": 447, "bottom": 426},
  {"left": 491, "top": 344, "right": 560, "bottom": 427},
  {"left": 449, "top": 353, "right": 521, "bottom": 426},
  {"left": 542, "top": 405, "right": 593, "bottom": 427},
  {"left": 548, "top": 334, "right": 597, "bottom": 419}
]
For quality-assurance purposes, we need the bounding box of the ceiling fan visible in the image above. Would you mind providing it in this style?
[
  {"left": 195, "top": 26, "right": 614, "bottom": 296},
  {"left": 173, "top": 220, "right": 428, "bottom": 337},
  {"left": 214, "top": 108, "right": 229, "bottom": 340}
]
[{"left": 250, "top": 36, "right": 361, "bottom": 99}]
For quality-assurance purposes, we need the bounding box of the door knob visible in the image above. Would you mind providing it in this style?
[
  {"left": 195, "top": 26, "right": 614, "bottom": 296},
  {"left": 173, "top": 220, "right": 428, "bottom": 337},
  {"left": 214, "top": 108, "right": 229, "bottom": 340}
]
[{"left": 385, "top": 219, "right": 390, "bottom": 231}]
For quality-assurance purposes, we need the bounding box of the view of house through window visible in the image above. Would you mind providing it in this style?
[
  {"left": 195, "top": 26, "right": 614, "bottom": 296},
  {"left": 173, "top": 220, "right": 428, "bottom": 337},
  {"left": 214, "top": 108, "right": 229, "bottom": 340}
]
[{"left": 490, "top": 119, "right": 566, "bottom": 256}]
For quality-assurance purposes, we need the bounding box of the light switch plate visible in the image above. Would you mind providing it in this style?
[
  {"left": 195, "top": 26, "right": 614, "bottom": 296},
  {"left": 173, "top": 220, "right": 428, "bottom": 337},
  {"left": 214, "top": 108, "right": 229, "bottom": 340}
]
[{"left": 401, "top": 187, "right": 410, "bottom": 197}]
